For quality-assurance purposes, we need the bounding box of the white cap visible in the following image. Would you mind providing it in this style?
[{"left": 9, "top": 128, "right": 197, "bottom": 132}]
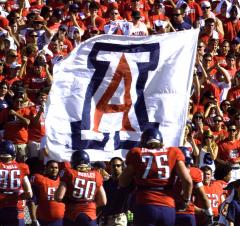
[{"left": 201, "top": 1, "right": 211, "bottom": 8}]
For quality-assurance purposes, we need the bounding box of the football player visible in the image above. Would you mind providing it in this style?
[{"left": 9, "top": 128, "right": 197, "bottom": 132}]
[
  {"left": 119, "top": 128, "right": 193, "bottom": 226},
  {"left": 0, "top": 140, "right": 32, "bottom": 226},
  {"left": 195, "top": 165, "right": 224, "bottom": 225},
  {"left": 54, "top": 150, "right": 107, "bottom": 226},
  {"left": 29, "top": 160, "right": 65, "bottom": 226},
  {"left": 175, "top": 146, "right": 212, "bottom": 226}
]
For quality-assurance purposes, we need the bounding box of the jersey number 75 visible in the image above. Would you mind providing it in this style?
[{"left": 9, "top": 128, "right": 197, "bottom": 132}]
[{"left": 142, "top": 155, "right": 170, "bottom": 179}]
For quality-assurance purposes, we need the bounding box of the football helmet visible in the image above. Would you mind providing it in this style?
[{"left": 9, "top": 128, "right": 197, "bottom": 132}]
[
  {"left": 0, "top": 140, "right": 16, "bottom": 158},
  {"left": 179, "top": 146, "right": 193, "bottom": 166},
  {"left": 71, "top": 150, "right": 90, "bottom": 168},
  {"left": 141, "top": 128, "right": 163, "bottom": 148}
]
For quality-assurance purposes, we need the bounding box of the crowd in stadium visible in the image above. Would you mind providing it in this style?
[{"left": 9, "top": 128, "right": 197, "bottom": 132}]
[{"left": 0, "top": 0, "right": 239, "bottom": 225}]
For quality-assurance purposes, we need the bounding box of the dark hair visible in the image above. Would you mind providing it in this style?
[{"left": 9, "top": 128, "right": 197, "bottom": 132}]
[
  {"left": 25, "top": 157, "right": 44, "bottom": 175},
  {"left": 34, "top": 55, "right": 46, "bottom": 67},
  {"left": 110, "top": 157, "right": 124, "bottom": 167},
  {"left": 6, "top": 11, "right": 20, "bottom": 24},
  {"left": 214, "top": 164, "right": 232, "bottom": 180},
  {"left": 226, "top": 53, "right": 236, "bottom": 60},
  {"left": 89, "top": 2, "right": 99, "bottom": 10},
  {"left": 0, "top": 81, "right": 9, "bottom": 89},
  {"left": 220, "top": 100, "right": 231, "bottom": 111},
  {"left": 46, "top": 160, "right": 59, "bottom": 167},
  {"left": 40, "top": 5, "right": 52, "bottom": 18},
  {"left": 205, "top": 18, "right": 215, "bottom": 25},
  {"left": 201, "top": 165, "right": 213, "bottom": 173}
]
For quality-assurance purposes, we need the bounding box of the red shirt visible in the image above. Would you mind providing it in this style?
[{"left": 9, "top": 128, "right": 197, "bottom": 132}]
[
  {"left": 31, "top": 173, "right": 65, "bottom": 221},
  {"left": 203, "top": 181, "right": 223, "bottom": 217},
  {"left": 4, "top": 107, "right": 32, "bottom": 144},
  {"left": 227, "top": 86, "right": 240, "bottom": 102},
  {"left": 126, "top": 146, "right": 185, "bottom": 207},
  {"left": 186, "top": 1, "right": 202, "bottom": 25},
  {"left": 61, "top": 168, "right": 103, "bottom": 220},
  {"left": 28, "top": 105, "right": 45, "bottom": 142},
  {"left": 84, "top": 16, "right": 106, "bottom": 32},
  {"left": 0, "top": 161, "right": 29, "bottom": 208},
  {"left": 223, "top": 18, "right": 240, "bottom": 42},
  {"left": 218, "top": 139, "right": 240, "bottom": 164}
]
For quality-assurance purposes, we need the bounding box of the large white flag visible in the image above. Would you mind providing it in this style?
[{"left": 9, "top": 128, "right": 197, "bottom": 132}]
[{"left": 45, "top": 29, "right": 199, "bottom": 161}]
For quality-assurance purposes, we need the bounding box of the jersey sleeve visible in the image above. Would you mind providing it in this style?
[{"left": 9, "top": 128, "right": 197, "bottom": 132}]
[
  {"left": 19, "top": 163, "right": 30, "bottom": 176},
  {"left": 190, "top": 167, "right": 203, "bottom": 188},
  {"left": 31, "top": 174, "right": 43, "bottom": 186},
  {"left": 95, "top": 171, "right": 103, "bottom": 189},
  {"left": 170, "top": 147, "right": 185, "bottom": 162},
  {"left": 60, "top": 167, "right": 72, "bottom": 184},
  {"left": 125, "top": 147, "right": 141, "bottom": 166},
  {"left": 30, "top": 174, "right": 42, "bottom": 204}
]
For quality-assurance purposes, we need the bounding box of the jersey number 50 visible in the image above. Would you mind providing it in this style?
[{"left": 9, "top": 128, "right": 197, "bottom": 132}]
[
  {"left": 73, "top": 178, "right": 96, "bottom": 200},
  {"left": 142, "top": 155, "right": 170, "bottom": 179}
]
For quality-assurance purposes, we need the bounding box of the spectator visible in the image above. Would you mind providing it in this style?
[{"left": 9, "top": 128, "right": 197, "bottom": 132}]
[
  {"left": 56, "top": 24, "right": 73, "bottom": 55},
  {"left": 27, "top": 92, "right": 47, "bottom": 158},
  {"left": 171, "top": 7, "right": 192, "bottom": 31},
  {"left": 217, "top": 124, "right": 240, "bottom": 181},
  {"left": 220, "top": 99, "right": 231, "bottom": 123},
  {"left": 199, "top": 17, "right": 223, "bottom": 45},
  {"left": 68, "top": 26, "right": 82, "bottom": 47},
  {"left": 199, "top": 1, "right": 224, "bottom": 38},
  {"left": 104, "top": 8, "right": 129, "bottom": 35},
  {"left": 149, "top": 0, "right": 175, "bottom": 34},
  {"left": 211, "top": 115, "right": 228, "bottom": 143},
  {"left": 3, "top": 95, "right": 31, "bottom": 162},
  {"left": 215, "top": 40, "right": 231, "bottom": 66},
  {"left": 197, "top": 129, "right": 218, "bottom": 172},
  {"left": 84, "top": 2, "right": 106, "bottom": 37},
  {"left": 99, "top": 157, "right": 134, "bottom": 226},
  {"left": 223, "top": 5, "right": 240, "bottom": 42},
  {"left": 128, "top": 10, "right": 148, "bottom": 36}
]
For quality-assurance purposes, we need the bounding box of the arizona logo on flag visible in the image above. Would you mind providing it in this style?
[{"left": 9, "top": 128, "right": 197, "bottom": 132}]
[{"left": 45, "top": 29, "right": 199, "bottom": 161}]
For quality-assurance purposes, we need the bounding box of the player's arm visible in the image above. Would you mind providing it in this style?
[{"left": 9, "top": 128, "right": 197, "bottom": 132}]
[
  {"left": 196, "top": 185, "right": 210, "bottom": 209},
  {"left": 54, "top": 181, "right": 67, "bottom": 202},
  {"left": 118, "top": 164, "right": 135, "bottom": 187},
  {"left": 195, "top": 185, "right": 213, "bottom": 216},
  {"left": 19, "top": 176, "right": 33, "bottom": 200},
  {"left": 175, "top": 160, "right": 193, "bottom": 201},
  {"left": 95, "top": 185, "right": 107, "bottom": 207},
  {"left": 28, "top": 200, "right": 39, "bottom": 226}
]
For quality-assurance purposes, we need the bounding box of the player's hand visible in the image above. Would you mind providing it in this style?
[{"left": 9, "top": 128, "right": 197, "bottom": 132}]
[
  {"left": 201, "top": 208, "right": 213, "bottom": 217},
  {"left": 201, "top": 208, "right": 214, "bottom": 225},
  {"left": 31, "top": 220, "right": 40, "bottom": 226},
  {"left": 221, "top": 203, "right": 229, "bottom": 216},
  {"left": 9, "top": 110, "right": 16, "bottom": 115},
  {"left": 177, "top": 199, "right": 190, "bottom": 212}
]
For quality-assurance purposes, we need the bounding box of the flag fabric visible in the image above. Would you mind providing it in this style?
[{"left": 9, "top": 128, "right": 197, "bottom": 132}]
[{"left": 45, "top": 29, "right": 199, "bottom": 161}]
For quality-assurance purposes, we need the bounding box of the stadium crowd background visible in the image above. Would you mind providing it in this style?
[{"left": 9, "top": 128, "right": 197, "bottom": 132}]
[{"left": 0, "top": 0, "right": 239, "bottom": 225}]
